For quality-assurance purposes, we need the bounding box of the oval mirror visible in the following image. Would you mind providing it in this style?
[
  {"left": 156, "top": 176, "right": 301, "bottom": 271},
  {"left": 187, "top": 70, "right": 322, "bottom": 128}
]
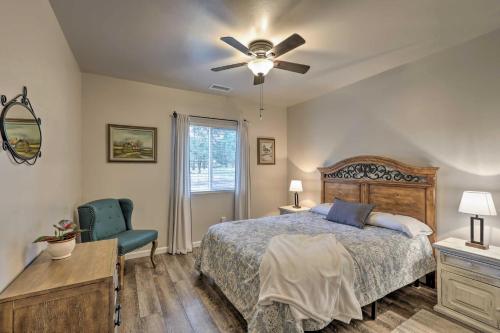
[{"left": 0, "top": 87, "right": 42, "bottom": 164}]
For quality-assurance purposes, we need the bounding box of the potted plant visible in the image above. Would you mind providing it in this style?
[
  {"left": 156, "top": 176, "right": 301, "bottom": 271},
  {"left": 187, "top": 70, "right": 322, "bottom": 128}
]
[{"left": 33, "top": 220, "right": 87, "bottom": 260}]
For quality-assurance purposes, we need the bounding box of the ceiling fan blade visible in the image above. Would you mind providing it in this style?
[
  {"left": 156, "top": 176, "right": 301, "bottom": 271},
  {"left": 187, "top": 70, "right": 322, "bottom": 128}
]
[
  {"left": 211, "top": 62, "right": 247, "bottom": 72},
  {"left": 253, "top": 75, "right": 265, "bottom": 85},
  {"left": 274, "top": 60, "right": 310, "bottom": 74},
  {"left": 220, "top": 37, "right": 254, "bottom": 56},
  {"left": 270, "top": 33, "right": 305, "bottom": 58}
]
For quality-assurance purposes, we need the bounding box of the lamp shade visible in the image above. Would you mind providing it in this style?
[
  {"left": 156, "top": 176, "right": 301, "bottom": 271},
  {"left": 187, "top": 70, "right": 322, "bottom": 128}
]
[
  {"left": 459, "top": 191, "right": 497, "bottom": 216},
  {"left": 289, "top": 180, "right": 303, "bottom": 192}
]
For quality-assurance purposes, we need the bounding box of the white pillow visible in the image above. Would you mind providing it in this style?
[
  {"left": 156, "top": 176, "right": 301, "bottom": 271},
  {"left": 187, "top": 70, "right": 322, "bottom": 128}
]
[
  {"left": 367, "top": 212, "right": 433, "bottom": 238},
  {"left": 310, "top": 203, "right": 333, "bottom": 216}
]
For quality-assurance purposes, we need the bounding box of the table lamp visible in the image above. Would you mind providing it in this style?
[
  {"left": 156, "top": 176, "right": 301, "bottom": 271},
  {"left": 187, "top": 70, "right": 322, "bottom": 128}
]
[
  {"left": 289, "top": 180, "right": 303, "bottom": 208},
  {"left": 459, "top": 191, "right": 497, "bottom": 250}
]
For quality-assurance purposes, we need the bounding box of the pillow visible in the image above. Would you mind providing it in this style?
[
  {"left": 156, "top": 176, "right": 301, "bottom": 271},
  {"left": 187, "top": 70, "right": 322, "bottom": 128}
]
[
  {"left": 325, "top": 199, "right": 374, "bottom": 229},
  {"left": 310, "top": 203, "right": 333, "bottom": 215},
  {"left": 367, "top": 212, "right": 433, "bottom": 238}
]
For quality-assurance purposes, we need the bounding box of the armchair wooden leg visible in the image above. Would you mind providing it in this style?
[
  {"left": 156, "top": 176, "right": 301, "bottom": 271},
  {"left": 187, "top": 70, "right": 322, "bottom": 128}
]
[
  {"left": 119, "top": 255, "right": 125, "bottom": 289},
  {"left": 150, "top": 240, "right": 158, "bottom": 269}
]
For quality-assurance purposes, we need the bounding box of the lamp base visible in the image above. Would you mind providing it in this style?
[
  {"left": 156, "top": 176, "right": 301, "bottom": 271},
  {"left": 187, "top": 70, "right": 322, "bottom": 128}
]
[
  {"left": 465, "top": 241, "right": 489, "bottom": 250},
  {"left": 467, "top": 215, "right": 488, "bottom": 250},
  {"left": 293, "top": 192, "right": 301, "bottom": 209}
]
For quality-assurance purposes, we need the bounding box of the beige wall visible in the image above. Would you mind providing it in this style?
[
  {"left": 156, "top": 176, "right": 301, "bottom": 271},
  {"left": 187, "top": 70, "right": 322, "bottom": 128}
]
[
  {"left": 81, "top": 74, "right": 287, "bottom": 248},
  {"left": 287, "top": 29, "right": 500, "bottom": 245},
  {"left": 0, "top": 0, "right": 82, "bottom": 291}
]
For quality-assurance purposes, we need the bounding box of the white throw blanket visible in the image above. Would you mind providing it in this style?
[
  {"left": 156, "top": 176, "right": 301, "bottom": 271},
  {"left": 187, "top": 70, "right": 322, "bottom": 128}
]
[{"left": 258, "top": 234, "right": 362, "bottom": 329}]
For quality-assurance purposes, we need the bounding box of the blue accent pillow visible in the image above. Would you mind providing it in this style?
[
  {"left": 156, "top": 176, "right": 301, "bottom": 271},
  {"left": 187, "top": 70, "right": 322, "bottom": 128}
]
[{"left": 326, "top": 199, "right": 375, "bottom": 229}]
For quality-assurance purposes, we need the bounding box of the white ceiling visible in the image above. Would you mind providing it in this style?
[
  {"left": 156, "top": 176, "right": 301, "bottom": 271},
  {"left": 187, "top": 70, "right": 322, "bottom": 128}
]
[{"left": 50, "top": 0, "right": 500, "bottom": 107}]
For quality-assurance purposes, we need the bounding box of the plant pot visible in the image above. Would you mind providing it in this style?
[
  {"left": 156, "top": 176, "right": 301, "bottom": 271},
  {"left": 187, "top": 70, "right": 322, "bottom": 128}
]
[{"left": 47, "top": 237, "right": 76, "bottom": 260}]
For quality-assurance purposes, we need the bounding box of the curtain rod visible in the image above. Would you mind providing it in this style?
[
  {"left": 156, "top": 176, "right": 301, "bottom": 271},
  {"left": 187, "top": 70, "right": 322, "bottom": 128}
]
[{"left": 172, "top": 111, "right": 246, "bottom": 123}]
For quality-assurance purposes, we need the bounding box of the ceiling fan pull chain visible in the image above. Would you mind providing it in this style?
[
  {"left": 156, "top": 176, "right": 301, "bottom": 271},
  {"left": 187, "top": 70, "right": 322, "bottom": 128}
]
[{"left": 259, "top": 83, "right": 264, "bottom": 120}]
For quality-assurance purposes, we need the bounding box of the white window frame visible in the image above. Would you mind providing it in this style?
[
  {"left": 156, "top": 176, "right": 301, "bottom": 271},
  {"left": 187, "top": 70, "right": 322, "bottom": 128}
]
[{"left": 188, "top": 117, "right": 238, "bottom": 194}]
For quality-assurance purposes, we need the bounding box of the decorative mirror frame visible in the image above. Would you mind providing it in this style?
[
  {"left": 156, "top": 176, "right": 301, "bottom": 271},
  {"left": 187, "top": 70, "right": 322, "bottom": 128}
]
[{"left": 0, "top": 86, "right": 42, "bottom": 165}]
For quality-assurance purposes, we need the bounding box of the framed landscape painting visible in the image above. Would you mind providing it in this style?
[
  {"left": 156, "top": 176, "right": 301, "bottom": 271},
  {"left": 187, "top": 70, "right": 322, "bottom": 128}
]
[
  {"left": 107, "top": 124, "right": 157, "bottom": 163},
  {"left": 4, "top": 118, "right": 41, "bottom": 159},
  {"left": 257, "top": 137, "right": 275, "bottom": 165}
]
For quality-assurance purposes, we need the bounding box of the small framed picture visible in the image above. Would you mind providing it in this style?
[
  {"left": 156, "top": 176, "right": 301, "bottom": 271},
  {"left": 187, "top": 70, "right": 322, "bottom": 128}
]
[
  {"left": 107, "top": 124, "right": 157, "bottom": 163},
  {"left": 257, "top": 137, "right": 275, "bottom": 165}
]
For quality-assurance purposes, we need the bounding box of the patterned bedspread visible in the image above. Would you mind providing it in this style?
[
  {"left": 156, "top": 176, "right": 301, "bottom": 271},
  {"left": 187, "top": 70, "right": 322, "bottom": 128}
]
[{"left": 194, "top": 212, "right": 436, "bottom": 332}]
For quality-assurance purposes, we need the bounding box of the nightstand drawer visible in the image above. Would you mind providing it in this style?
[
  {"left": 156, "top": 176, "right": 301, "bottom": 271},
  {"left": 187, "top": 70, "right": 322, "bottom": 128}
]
[
  {"left": 442, "top": 270, "right": 500, "bottom": 328},
  {"left": 442, "top": 252, "right": 500, "bottom": 279}
]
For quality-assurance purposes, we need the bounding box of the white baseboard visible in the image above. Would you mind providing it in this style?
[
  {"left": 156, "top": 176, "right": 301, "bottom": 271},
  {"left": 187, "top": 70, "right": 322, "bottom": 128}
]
[
  {"left": 124, "top": 241, "right": 201, "bottom": 260},
  {"left": 124, "top": 246, "right": 168, "bottom": 260}
]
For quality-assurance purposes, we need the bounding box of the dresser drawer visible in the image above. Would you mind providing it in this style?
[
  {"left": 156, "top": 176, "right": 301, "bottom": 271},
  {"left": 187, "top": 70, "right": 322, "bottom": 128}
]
[
  {"left": 9, "top": 282, "right": 111, "bottom": 332},
  {"left": 441, "top": 252, "right": 500, "bottom": 280},
  {"left": 441, "top": 270, "right": 500, "bottom": 328}
]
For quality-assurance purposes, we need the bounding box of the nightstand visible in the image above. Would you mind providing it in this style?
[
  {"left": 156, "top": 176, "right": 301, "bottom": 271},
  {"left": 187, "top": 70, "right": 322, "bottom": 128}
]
[
  {"left": 279, "top": 205, "right": 310, "bottom": 215},
  {"left": 433, "top": 237, "right": 500, "bottom": 333}
]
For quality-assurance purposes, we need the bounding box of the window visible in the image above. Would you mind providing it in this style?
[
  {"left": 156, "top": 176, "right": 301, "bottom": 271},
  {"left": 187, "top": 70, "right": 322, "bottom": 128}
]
[{"left": 189, "top": 121, "right": 237, "bottom": 192}]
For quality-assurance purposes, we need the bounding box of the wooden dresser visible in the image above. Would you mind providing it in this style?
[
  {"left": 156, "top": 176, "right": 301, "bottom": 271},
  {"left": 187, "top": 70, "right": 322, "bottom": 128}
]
[
  {"left": 434, "top": 237, "right": 500, "bottom": 333},
  {"left": 0, "top": 239, "right": 120, "bottom": 333}
]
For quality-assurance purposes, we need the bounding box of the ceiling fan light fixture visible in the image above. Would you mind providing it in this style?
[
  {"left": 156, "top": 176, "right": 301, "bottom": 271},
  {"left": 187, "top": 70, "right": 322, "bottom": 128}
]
[{"left": 247, "top": 58, "right": 274, "bottom": 76}]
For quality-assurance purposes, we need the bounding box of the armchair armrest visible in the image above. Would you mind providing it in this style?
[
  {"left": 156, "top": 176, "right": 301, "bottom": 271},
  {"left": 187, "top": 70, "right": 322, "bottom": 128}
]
[
  {"left": 77, "top": 206, "right": 98, "bottom": 242},
  {"left": 118, "top": 198, "right": 134, "bottom": 230}
]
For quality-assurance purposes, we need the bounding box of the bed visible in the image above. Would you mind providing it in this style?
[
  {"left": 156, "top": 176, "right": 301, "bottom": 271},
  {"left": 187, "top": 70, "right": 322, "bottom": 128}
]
[{"left": 195, "top": 156, "right": 438, "bottom": 332}]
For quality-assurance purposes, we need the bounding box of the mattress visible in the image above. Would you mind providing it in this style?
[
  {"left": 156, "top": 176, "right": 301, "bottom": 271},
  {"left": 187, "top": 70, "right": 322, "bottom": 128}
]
[{"left": 195, "top": 211, "right": 436, "bottom": 332}]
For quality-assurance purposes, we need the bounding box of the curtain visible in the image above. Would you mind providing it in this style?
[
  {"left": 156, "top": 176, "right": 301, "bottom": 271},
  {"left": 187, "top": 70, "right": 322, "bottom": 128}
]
[
  {"left": 167, "top": 113, "right": 192, "bottom": 254},
  {"left": 234, "top": 119, "right": 251, "bottom": 220}
]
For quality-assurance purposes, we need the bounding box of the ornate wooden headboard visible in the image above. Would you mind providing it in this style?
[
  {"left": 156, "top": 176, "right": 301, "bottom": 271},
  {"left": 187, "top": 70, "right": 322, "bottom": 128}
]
[{"left": 318, "top": 156, "right": 438, "bottom": 243}]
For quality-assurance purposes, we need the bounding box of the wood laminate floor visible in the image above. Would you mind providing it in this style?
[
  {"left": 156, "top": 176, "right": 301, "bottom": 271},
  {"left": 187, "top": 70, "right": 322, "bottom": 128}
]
[{"left": 120, "top": 253, "right": 473, "bottom": 333}]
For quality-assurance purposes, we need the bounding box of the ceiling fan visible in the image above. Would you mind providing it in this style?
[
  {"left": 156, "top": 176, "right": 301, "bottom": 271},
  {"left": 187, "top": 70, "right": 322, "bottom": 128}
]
[{"left": 211, "top": 33, "right": 310, "bottom": 85}]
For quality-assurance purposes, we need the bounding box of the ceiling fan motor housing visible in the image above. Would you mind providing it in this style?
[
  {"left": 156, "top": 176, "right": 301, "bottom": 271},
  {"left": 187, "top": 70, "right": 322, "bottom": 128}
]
[{"left": 249, "top": 39, "right": 274, "bottom": 57}]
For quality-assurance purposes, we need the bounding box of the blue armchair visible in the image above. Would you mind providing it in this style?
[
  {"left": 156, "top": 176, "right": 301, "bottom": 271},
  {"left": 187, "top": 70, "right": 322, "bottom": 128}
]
[{"left": 78, "top": 198, "right": 158, "bottom": 288}]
